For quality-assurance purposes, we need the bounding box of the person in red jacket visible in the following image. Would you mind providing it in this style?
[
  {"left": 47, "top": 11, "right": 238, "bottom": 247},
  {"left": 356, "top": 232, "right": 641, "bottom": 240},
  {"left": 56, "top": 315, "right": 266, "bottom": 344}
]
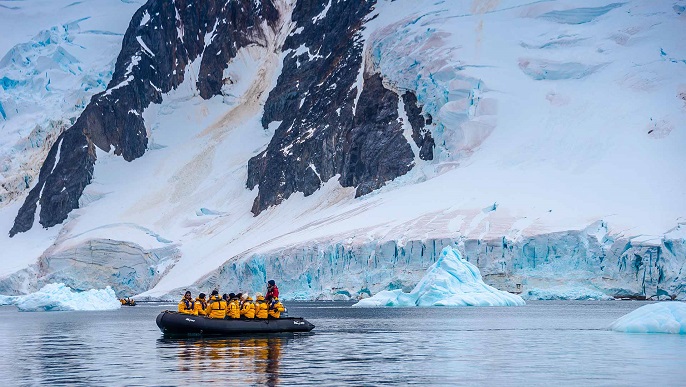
[{"left": 266, "top": 280, "right": 279, "bottom": 302}]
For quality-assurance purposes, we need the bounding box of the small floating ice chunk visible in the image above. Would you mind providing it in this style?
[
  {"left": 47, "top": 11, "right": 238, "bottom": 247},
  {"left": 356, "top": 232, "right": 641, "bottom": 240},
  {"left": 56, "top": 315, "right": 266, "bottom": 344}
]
[
  {"left": 353, "top": 247, "right": 525, "bottom": 307},
  {"left": 14, "top": 283, "right": 121, "bottom": 312},
  {"left": 610, "top": 302, "right": 686, "bottom": 334}
]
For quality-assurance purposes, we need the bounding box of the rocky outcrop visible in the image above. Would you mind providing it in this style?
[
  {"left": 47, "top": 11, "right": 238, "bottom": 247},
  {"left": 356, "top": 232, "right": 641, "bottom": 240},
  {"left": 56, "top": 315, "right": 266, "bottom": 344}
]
[
  {"left": 10, "top": 0, "right": 279, "bottom": 235},
  {"left": 247, "top": 0, "right": 434, "bottom": 214}
]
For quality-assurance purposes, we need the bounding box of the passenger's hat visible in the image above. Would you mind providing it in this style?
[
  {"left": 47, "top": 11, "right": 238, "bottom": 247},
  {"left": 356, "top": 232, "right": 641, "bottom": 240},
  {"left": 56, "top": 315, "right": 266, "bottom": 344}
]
[
  {"left": 184, "top": 291, "right": 191, "bottom": 296},
  {"left": 229, "top": 293, "right": 236, "bottom": 299},
  {"left": 199, "top": 293, "right": 206, "bottom": 299},
  {"left": 211, "top": 289, "right": 219, "bottom": 296},
  {"left": 268, "top": 280, "right": 275, "bottom": 286}
]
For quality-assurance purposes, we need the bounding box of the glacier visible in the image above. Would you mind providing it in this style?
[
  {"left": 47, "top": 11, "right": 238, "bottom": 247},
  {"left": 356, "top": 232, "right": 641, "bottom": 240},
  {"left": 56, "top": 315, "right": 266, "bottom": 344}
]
[
  {"left": 0, "top": 0, "right": 683, "bottom": 300},
  {"left": 610, "top": 302, "right": 686, "bottom": 334},
  {"left": 352, "top": 246, "right": 524, "bottom": 307},
  {"left": 1, "top": 283, "right": 121, "bottom": 312},
  {"left": 523, "top": 286, "right": 613, "bottom": 301}
]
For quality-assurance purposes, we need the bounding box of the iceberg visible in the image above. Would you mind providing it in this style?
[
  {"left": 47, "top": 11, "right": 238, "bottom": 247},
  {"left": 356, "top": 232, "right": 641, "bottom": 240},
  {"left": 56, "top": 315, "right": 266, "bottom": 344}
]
[
  {"left": 523, "top": 286, "right": 613, "bottom": 301},
  {"left": 610, "top": 302, "right": 686, "bottom": 334},
  {"left": 353, "top": 247, "right": 525, "bottom": 307},
  {"left": 8, "top": 283, "right": 121, "bottom": 312}
]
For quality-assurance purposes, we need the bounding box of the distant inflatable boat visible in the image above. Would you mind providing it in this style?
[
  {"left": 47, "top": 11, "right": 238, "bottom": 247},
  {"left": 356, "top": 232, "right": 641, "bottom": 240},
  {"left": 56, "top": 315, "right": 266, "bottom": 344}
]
[{"left": 156, "top": 311, "right": 315, "bottom": 336}]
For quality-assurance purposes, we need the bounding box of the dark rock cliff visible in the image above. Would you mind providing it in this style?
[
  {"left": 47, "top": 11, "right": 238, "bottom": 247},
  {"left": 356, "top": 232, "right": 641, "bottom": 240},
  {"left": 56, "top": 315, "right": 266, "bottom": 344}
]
[
  {"left": 10, "top": 0, "right": 278, "bottom": 236},
  {"left": 247, "top": 0, "right": 434, "bottom": 214},
  {"left": 11, "top": 0, "right": 435, "bottom": 235}
]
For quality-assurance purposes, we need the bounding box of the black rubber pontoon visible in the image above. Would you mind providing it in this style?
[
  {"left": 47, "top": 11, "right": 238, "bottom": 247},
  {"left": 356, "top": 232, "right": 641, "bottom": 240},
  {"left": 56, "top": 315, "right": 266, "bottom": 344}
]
[{"left": 156, "top": 311, "right": 315, "bottom": 336}]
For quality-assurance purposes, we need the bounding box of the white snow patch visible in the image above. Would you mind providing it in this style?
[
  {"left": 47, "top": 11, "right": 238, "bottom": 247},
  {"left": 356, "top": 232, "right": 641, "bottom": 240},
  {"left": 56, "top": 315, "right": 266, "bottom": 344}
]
[
  {"left": 136, "top": 36, "right": 155, "bottom": 57},
  {"left": 312, "top": 0, "right": 332, "bottom": 24}
]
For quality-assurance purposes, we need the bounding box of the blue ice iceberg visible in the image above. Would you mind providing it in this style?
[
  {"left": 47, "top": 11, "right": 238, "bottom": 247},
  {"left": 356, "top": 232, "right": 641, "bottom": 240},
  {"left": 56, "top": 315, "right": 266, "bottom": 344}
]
[
  {"left": 7, "top": 283, "right": 121, "bottom": 312},
  {"left": 353, "top": 247, "right": 525, "bottom": 307},
  {"left": 610, "top": 302, "right": 686, "bottom": 334}
]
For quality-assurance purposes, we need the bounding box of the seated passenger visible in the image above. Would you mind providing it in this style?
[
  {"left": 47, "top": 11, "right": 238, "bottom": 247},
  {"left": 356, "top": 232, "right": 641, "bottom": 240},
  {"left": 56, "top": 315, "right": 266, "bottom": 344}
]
[
  {"left": 178, "top": 291, "right": 197, "bottom": 315},
  {"left": 241, "top": 295, "right": 255, "bottom": 318},
  {"left": 205, "top": 290, "right": 227, "bottom": 319},
  {"left": 194, "top": 293, "right": 208, "bottom": 316},
  {"left": 255, "top": 294, "right": 269, "bottom": 319},
  {"left": 268, "top": 297, "right": 285, "bottom": 319},
  {"left": 227, "top": 294, "right": 241, "bottom": 319}
]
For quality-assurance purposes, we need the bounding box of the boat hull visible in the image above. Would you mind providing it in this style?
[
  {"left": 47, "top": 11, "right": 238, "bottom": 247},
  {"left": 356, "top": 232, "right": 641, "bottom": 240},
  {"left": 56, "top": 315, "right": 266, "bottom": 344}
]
[{"left": 156, "top": 311, "right": 315, "bottom": 336}]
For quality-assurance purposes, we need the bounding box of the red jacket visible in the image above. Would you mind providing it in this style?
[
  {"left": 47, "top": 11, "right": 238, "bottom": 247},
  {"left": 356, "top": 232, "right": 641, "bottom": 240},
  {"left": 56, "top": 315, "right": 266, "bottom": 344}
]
[{"left": 266, "top": 285, "right": 279, "bottom": 301}]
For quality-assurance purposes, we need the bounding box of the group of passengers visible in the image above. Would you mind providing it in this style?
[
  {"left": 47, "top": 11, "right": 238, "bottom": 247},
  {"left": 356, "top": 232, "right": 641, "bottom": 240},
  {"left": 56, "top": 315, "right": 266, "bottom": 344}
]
[{"left": 178, "top": 280, "right": 285, "bottom": 319}]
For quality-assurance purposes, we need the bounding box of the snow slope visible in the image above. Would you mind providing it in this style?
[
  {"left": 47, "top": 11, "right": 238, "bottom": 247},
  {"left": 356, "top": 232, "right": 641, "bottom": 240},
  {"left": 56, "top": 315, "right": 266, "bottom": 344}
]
[{"left": 0, "top": 0, "right": 684, "bottom": 300}]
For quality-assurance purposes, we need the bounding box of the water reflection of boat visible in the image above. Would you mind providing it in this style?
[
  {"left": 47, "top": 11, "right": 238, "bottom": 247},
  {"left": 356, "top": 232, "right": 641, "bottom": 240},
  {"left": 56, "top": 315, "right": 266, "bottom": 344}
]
[
  {"left": 157, "top": 334, "right": 304, "bottom": 385},
  {"left": 156, "top": 311, "right": 315, "bottom": 337}
]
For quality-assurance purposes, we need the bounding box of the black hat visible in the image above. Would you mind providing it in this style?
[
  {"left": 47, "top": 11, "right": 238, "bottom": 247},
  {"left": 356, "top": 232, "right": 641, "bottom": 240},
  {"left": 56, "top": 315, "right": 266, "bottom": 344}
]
[
  {"left": 184, "top": 291, "right": 191, "bottom": 296},
  {"left": 229, "top": 293, "right": 236, "bottom": 298},
  {"left": 211, "top": 289, "right": 219, "bottom": 296},
  {"left": 199, "top": 293, "right": 206, "bottom": 298},
  {"left": 268, "top": 280, "right": 276, "bottom": 286}
]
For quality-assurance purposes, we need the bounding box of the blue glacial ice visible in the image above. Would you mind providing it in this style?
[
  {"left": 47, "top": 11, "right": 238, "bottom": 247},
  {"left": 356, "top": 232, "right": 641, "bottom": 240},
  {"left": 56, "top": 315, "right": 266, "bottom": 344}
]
[
  {"left": 5, "top": 283, "right": 121, "bottom": 312},
  {"left": 352, "top": 247, "right": 525, "bottom": 307},
  {"left": 537, "top": 3, "right": 624, "bottom": 25},
  {"left": 523, "top": 285, "right": 613, "bottom": 301},
  {"left": 610, "top": 302, "right": 686, "bottom": 334}
]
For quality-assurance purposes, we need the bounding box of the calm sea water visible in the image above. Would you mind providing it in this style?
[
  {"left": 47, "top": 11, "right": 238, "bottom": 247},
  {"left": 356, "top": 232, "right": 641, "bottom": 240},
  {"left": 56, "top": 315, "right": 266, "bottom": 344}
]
[{"left": 0, "top": 301, "right": 684, "bottom": 386}]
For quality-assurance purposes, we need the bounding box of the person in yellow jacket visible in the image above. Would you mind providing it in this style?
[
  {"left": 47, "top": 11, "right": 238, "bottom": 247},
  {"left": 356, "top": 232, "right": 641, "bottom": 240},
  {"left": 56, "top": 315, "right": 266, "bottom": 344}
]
[
  {"left": 255, "top": 294, "right": 269, "bottom": 319},
  {"left": 241, "top": 295, "right": 256, "bottom": 318},
  {"left": 268, "top": 297, "right": 285, "bottom": 319},
  {"left": 178, "top": 291, "right": 197, "bottom": 315},
  {"left": 194, "top": 293, "right": 208, "bottom": 316},
  {"left": 205, "top": 290, "right": 227, "bottom": 319},
  {"left": 227, "top": 293, "right": 241, "bottom": 319}
]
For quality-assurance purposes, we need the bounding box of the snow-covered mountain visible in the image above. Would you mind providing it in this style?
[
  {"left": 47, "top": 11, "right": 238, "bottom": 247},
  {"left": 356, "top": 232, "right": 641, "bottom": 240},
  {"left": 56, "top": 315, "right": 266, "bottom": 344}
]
[{"left": 0, "top": 0, "right": 684, "bottom": 300}]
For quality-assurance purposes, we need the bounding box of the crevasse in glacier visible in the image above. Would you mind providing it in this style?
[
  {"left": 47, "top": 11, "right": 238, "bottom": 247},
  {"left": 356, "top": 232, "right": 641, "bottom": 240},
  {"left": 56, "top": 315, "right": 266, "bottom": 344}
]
[{"left": 352, "top": 246, "right": 524, "bottom": 307}]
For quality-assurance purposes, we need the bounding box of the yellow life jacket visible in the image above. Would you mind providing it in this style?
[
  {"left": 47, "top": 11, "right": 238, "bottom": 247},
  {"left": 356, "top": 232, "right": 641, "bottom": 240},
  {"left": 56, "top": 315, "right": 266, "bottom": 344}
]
[
  {"left": 227, "top": 300, "right": 241, "bottom": 319},
  {"left": 178, "top": 298, "right": 197, "bottom": 315},
  {"left": 195, "top": 298, "right": 208, "bottom": 316},
  {"left": 241, "top": 301, "right": 255, "bottom": 318},
  {"left": 205, "top": 296, "right": 227, "bottom": 319},
  {"left": 255, "top": 300, "right": 269, "bottom": 319},
  {"left": 268, "top": 301, "right": 285, "bottom": 318}
]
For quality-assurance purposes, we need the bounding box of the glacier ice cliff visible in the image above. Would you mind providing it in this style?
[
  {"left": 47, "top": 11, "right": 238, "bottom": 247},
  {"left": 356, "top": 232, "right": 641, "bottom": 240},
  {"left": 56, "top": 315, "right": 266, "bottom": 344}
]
[
  {"left": 352, "top": 246, "right": 524, "bottom": 307},
  {"left": 0, "top": 239, "right": 179, "bottom": 297},
  {"left": 187, "top": 224, "right": 685, "bottom": 301}
]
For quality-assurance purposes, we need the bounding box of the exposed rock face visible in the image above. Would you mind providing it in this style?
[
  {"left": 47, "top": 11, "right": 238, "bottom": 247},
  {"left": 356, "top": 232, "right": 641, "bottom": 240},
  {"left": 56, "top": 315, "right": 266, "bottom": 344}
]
[
  {"left": 10, "top": 0, "right": 279, "bottom": 236},
  {"left": 247, "top": 0, "right": 434, "bottom": 214},
  {"left": 10, "top": 0, "right": 435, "bottom": 234}
]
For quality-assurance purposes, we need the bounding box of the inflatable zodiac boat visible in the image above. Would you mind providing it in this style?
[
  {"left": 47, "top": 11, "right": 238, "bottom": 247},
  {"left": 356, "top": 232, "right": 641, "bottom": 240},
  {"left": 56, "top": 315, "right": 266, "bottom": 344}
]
[{"left": 156, "top": 311, "right": 315, "bottom": 336}]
